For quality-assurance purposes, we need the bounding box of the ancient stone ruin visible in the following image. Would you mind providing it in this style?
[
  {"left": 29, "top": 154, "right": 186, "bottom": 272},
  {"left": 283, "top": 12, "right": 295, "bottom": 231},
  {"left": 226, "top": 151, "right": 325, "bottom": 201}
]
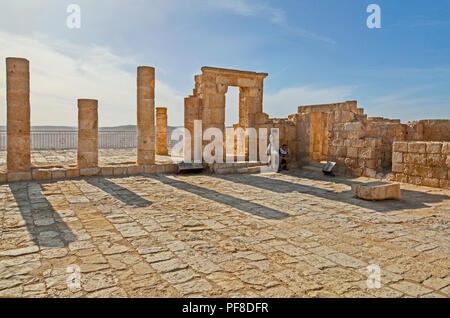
[{"left": 1, "top": 59, "right": 449, "bottom": 189}]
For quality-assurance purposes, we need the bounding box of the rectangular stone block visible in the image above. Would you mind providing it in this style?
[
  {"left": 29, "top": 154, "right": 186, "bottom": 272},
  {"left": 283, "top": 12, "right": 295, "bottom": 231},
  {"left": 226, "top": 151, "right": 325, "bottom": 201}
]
[
  {"left": 8, "top": 171, "right": 32, "bottom": 182},
  {"left": 432, "top": 167, "right": 447, "bottom": 179},
  {"left": 393, "top": 142, "right": 408, "bottom": 152},
  {"left": 426, "top": 142, "right": 442, "bottom": 154},
  {"left": 392, "top": 152, "right": 403, "bottom": 163},
  {"left": 66, "top": 168, "right": 80, "bottom": 179},
  {"left": 127, "top": 165, "right": 144, "bottom": 175},
  {"left": 32, "top": 169, "right": 52, "bottom": 181},
  {"left": 395, "top": 173, "right": 408, "bottom": 183},
  {"left": 347, "top": 147, "right": 358, "bottom": 158},
  {"left": 426, "top": 154, "right": 445, "bottom": 167},
  {"left": 404, "top": 153, "right": 427, "bottom": 165},
  {"left": 392, "top": 163, "right": 403, "bottom": 173},
  {"left": 51, "top": 169, "right": 66, "bottom": 180},
  {"left": 422, "top": 178, "right": 440, "bottom": 188},
  {"left": 351, "top": 183, "right": 401, "bottom": 201},
  {"left": 79, "top": 167, "right": 100, "bottom": 177},
  {"left": 144, "top": 165, "right": 157, "bottom": 174},
  {"left": 440, "top": 179, "right": 449, "bottom": 189},
  {"left": 100, "top": 167, "right": 114, "bottom": 177},
  {"left": 0, "top": 172, "right": 7, "bottom": 183},
  {"left": 408, "top": 142, "right": 427, "bottom": 153},
  {"left": 440, "top": 142, "right": 449, "bottom": 154},
  {"left": 113, "top": 166, "right": 127, "bottom": 176}
]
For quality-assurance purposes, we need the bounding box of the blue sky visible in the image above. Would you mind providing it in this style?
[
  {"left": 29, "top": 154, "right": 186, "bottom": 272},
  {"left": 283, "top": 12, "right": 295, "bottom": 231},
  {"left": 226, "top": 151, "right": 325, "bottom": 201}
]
[{"left": 0, "top": 0, "right": 449, "bottom": 126}]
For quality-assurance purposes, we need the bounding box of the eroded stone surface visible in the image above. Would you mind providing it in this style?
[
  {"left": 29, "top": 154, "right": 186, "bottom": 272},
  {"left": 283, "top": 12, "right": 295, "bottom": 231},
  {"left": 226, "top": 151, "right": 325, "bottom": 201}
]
[{"left": 0, "top": 169, "right": 448, "bottom": 298}]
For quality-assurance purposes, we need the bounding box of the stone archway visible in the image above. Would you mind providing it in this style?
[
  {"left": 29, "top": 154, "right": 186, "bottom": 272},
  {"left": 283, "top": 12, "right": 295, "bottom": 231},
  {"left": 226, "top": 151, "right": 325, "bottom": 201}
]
[{"left": 184, "top": 67, "right": 268, "bottom": 162}]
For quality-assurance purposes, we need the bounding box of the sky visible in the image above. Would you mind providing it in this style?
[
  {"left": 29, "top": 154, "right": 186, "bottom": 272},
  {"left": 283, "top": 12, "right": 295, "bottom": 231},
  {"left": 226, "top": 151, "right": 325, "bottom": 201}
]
[{"left": 0, "top": 0, "right": 449, "bottom": 127}]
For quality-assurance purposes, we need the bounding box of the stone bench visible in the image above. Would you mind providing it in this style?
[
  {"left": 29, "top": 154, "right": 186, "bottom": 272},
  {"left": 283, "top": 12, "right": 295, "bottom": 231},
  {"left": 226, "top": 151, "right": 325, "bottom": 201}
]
[{"left": 351, "top": 182, "right": 401, "bottom": 201}]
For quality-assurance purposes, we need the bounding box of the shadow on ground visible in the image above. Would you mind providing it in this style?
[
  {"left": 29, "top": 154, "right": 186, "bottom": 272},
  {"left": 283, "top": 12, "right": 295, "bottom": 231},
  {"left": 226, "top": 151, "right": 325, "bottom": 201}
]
[
  {"left": 211, "top": 170, "right": 450, "bottom": 213},
  {"left": 9, "top": 182, "right": 77, "bottom": 247},
  {"left": 86, "top": 177, "right": 152, "bottom": 207},
  {"left": 150, "top": 175, "right": 289, "bottom": 220}
]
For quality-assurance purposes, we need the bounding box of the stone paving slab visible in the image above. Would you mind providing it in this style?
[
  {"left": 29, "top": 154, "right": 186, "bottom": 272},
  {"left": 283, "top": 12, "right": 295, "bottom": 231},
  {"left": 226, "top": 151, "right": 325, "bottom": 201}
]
[{"left": 0, "top": 169, "right": 449, "bottom": 298}]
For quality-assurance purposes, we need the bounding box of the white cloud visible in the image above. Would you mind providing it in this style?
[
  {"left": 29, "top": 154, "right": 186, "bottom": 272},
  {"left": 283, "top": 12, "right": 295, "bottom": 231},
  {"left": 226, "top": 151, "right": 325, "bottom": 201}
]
[
  {"left": 0, "top": 30, "right": 185, "bottom": 127},
  {"left": 212, "top": 0, "right": 286, "bottom": 25}
]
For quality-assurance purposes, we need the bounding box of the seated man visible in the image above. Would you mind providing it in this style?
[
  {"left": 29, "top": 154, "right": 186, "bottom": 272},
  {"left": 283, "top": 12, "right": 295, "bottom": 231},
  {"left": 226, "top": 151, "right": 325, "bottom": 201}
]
[{"left": 279, "top": 144, "right": 290, "bottom": 171}]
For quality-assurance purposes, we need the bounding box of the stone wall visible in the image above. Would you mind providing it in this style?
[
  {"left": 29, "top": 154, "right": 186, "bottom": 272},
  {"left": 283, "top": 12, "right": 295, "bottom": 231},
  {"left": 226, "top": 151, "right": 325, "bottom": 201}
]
[
  {"left": 392, "top": 141, "right": 449, "bottom": 189},
  {"left": 406, "top": 120, "right": 450, "bottom": 142}
]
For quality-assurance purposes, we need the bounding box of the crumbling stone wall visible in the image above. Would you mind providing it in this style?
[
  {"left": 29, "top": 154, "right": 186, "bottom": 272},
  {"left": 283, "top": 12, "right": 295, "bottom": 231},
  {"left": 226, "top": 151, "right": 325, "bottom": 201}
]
[
  {"left": 406, "top": 120, "right": 450, "bottom": 142},
  {"left": 255, "top": 112, "right": 297, "bottom": 162},
  {"left": 392, "top": 141, "right": 449, "bottom": 189}
]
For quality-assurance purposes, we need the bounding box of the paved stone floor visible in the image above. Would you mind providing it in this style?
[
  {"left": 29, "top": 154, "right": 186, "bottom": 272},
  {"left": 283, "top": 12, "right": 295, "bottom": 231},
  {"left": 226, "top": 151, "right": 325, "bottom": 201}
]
[
  {"left": 0, "top": 149, "right": 174, "bottom": 170},
  {"left": 0, "top": 169, "right": 449, "bottom": 298}
]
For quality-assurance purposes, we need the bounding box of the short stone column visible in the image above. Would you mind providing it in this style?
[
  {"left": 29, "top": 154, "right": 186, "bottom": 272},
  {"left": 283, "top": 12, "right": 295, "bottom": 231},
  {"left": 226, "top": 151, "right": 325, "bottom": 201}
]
[
  {"left": 137, "top": 66, "right": 155, "bottom": 165},
  {"left": 77, "top": 99, "right": 98, "bottom": 167},
  {"left": 156, "top": 107, "right": 168, "bottom": 155},
  {"left": 6, "top": 57, "right": 31, "bottom": 172}
]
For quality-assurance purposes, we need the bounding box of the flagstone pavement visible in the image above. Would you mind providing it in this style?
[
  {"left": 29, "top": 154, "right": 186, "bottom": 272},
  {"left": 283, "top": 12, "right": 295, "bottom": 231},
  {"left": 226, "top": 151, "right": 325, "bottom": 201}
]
[{"left": 0, "top": 169, "right": 449, "bottom": 298}]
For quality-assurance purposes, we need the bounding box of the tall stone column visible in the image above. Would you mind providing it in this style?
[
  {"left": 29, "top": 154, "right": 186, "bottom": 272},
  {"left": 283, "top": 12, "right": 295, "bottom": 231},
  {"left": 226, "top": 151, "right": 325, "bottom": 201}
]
[
  {"left": 77, "top": 99, "right": 98, "bottom": 167},
  {"left": 156, "top": 107, "right": 168, "bottom": 155},
  {"left": 137, "top": 66, "right": 155, "bottom": 165},
  {"left": 6, "top": 57, "right": 31, "bottom": 172}
]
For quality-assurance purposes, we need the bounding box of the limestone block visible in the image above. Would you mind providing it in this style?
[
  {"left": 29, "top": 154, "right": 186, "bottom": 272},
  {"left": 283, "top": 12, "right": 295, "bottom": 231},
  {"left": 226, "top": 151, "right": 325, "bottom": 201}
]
[
  {"left": 144, "top": 165, "right": 157, "bottom": 174},
  {"left": 127, "top": 165, "right": 144, "bottom": 175},
  {"left": 347, "top": 147, "right": 358, "bottom": 158},
  {"left": 426, "top": 154, "right": 445, "bottom": 167},
  {"left": 7, "top": 171, "right": 32, "bottom": 182},
  {"left": 392, "top": 163, "right": 403, "bottom": 173},
  {"left": 0, "top": 172, "right": 7, "bottom": 183},
  {"left": 113, "top": 166, "right": 127, "bottom": 176},
  {"left": 408, "top": 176, "right": 423, "bottom": 186},
  {"left": 392, "top": 152, "right": 403, "bottom": 164},
  {"left": 393, "top": 142, "right": 408, "bottom": 153},
  {"left": 66, "top": 168, "right": 80, "bottom": 179},
  {"left": 426, "top": 142, "right": 442, "bottom": 154},
  {"left": 404, "top": 153, "right": 427, "bottom": 165},
  {"left": 408, "top": 142, "right": 427, "bottom": 154},
  {"left": 336, "top": 147, "right": 347, "bottom": 157},
  {"left": 395, "top": 173, "right": 408, "bottom": 183},
  {"left": 100, "top": 167, "right": 114, "bottom": 177},
  {"left": 442, "top": 142, "right": 450, "bottom": 155},
  {"left": 79, "top": 167, "right": 100, "bottom": 177},
  {"left": 32, "top": 169, "right": 52, "bottom": 181},
  {"left": 431, "top": 167, "right": 448, "bottom": 179},
  {"left": 51, "top": 169, "right": 66, "bottom": 180},
  {"left": 422, "top": 178, "right": 440, "bottom": 188},
  {"left": 359, "top": 148, "right": 375, "bottom": 160},
  {"left": 351, "top": 183, "right": 401, "bottom": 201},
  {"left": 440, "top": 179, "right": 449, "bottom": 189},
  {"left": 237, "top": 78, "right": 257, "bottom": 87}
]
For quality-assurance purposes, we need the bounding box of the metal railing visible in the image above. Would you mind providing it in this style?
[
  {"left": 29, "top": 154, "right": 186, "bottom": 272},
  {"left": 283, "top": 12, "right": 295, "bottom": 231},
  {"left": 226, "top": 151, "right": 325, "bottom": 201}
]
[{"left": 0, "top": 131, "right": 139, "bottom": 150}]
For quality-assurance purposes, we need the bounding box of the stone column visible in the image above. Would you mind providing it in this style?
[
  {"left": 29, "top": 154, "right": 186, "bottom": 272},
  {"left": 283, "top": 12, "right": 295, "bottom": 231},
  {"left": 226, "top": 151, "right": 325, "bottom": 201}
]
[
  {"left": 77, "top": 99, "right": 98, "bottom": 167},
  {"left": 156, "top": 107, "right": 168, "bottom": 155},
  {"left": 137, "top": 66, "right": 155, "bottom": 165},
  {"left": 6, "top": 57, "right": 31, "bottom": 172}
]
